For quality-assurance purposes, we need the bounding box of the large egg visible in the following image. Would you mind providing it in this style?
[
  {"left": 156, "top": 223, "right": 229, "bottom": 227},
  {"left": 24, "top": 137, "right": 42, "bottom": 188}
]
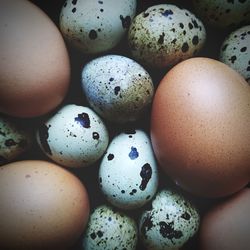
[
  {"left": 199, "top": 188, "right": 250, "bottom": 250},
  {"left": 151, "top": 57, "right": 250, "bottom": 198},
  {"left": 0, "top": 160, "right": 89, "bottom": 249},
  {"left": 0, "top": 0, "right": 70, "bottom": 117}
]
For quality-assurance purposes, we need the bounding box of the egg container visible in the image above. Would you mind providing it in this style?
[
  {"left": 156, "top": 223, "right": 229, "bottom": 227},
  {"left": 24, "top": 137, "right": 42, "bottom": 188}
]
[{"left": 1, "top": 0, "right": 250, "bottom": 249}]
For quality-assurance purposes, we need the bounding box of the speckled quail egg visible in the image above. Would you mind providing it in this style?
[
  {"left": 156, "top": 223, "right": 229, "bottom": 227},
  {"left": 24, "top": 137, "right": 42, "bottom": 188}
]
[
  {"left": 36, "top": 104, "right": 109, "bottom": 168},
  {"left": 192, "top": 0, "right": 250, "bottom": 29},
  {"left": 82, "top": 204, "right": 138, "bottom": 250},
  {"left": 59, "top": 0, "right": 137, "bottom": 54},
  {"left": 0, "top": 116, "right": 32, "bottom": 166},
  {"left": 139, "top": 189, "right": 200, "bottom": 250},
  {"left": 81, "top": 54, "right": 154, "bottom": 123},
  {"left": 128, "top": 4, "right": 206, "bottom": 68},
  {"left": 219, "top": 25, "right": 250, "bottom": 84},
  {"left": 99, "top": 129, "right": 159, "bottom": 210}
]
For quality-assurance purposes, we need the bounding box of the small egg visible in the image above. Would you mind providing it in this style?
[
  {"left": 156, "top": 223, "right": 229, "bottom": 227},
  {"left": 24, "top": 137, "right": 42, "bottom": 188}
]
[
  {"left": 81, "top": 54, "right": 154, "bottom": 123},
  {"left": 99, "top": 129, "right": 159, "bottom": 210},
  {"left": 0, "top": 160, "right": 90, "bottom": 249},
  {"left": 59, "top": 0, "right": 137, "bottom": 54},
  {"left": 139, "top": 189, "right": 200, "bottom": 250},
  {"left": 192, "top": 0, "right": 250, "bottom": 29},
  {"left": 0, "top": 116, "right": 33, "bottom": 165},
  {"left": 219, "top": 25, "right": 250, "bottom": 84},
  {"left": 128, "top": 4, "right": 206, "bottom": 68},
  {"left": 36, "top": 104, "right": 109, "bottom": 168},
  {"left": 82, "top": 204, "right": 138, "bottom": 250}
]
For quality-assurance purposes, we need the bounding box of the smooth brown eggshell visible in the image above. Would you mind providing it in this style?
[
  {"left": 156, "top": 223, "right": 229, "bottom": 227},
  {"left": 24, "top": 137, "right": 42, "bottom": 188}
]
[
  {"left": 199, "top": 188, "right": 250, "bottom": 250},
  {"left": 0, "top": 0, "right": 70, "bottom": 118},
  {"left": 151, "top": 57, "right": 250, "bottom": 198},
  {"left": 0, "top": 160, "right": 89, "bottom": 249}
]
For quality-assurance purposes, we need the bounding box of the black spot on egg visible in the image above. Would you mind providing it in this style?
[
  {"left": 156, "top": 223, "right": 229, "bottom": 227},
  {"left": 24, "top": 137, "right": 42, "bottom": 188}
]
[
  {"left": 72, "top": 7, "right": 76, "bottom": 13},
  {"left": 188, "top": 23, "right": 193, "bottom": 29},
  {"left": 192, "top": 36, "right": 199, "bottom": 45},
  {"left": 107, "top": 153, "right": 114, "bottom": 160},
  {"left": 179, "top": 23, "right": 184, "bottom": 29},
  {"left": 89, "top": 30, "right": 98, "bottom": 40},
  {"left": 181, "top": 212, "right": 191, "bottom": 220},
  {"left": 240, "top": 47, "right": 247, "bottom": 52},
  {"left": 129, "top": 147, "right": 139, "bottom": 160},
  {"left": 158, "top": 33, "right": 165, "bottom": 45},
  {"left": 120, "top": 15, "right": 131, "bottom": 29},
  {"left": 93, "top": 132, "right": 100, "bottom": 140},
  {"left": 38, "top": 124, "right": 52, "bottom": 155},
  {"left": 162, "top": 9, "right": 173, "bottom": 17},
  {"left": 229, "top": 55, "right": 237, "bottom": 63},
  {"left": 129, "top": 189, "right": 137, "bottom": 195},
  {"left": 139, "top": 163, "right": 152, "bottom": 191},
  {"left": 114, "top": 86, "right": 121, "bottom": 95},
  {"left": 72, "top": 0, "right": 77, "bottom": 5},
  {"left": 75, "top": 113, "right": 90, "bottom": 128},
  {"left": 159, "top": 221, "right": 183, "bottom": 241},
  {"left": 124, "top": 129, "right": 136, "bottom": 135},
  {"left": 90, "top": 232, "right": 96, "bottom": 240},
  {"left": 141, "top": 215, "right": 153, "bottom": 238},
  {"left": 181, "top": 42, "right": 189, "bottom": 53},
  {"left": 4, "top": 139, "right": 17, "bottom": 147},
  {"left": 98, "top": 0, "right": 103, "bottom": 4}
]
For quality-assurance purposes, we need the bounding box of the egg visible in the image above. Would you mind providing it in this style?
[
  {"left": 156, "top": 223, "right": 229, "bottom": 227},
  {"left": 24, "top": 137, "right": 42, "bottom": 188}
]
[
  {"left": 99, "top": 129, "right": 159, "bottom": 210},
  {"left": 128, "top": 4, "right": 206, "bottom": 68},
  {"left": 59, "top": 0, "right": 137, "bottom": 54},
  {"left": 0, "top": 116, "right": 33, "bottom": 165},
  {"left": 150, "top": 57, "right": 250, "bottom": 198},
  {"left": 36, "top": 104, "right": 109, "bottom": 168},
  {"left": 219, "top": 25, "right": 250, "bottom": 84},
  {"left": 199, "top": 188, "right": 250, "bottom": 250},
  {"left": 139, "top": 188, "right": 200, "bottom": 250},
  {"left": 0, "top": 160, "right": 90, "bottom": 249},
  {"left": 0, "top": 0, "right": 70, "bottom": 118},
  {"left": 81, "top": 54, "right": 154, "bottom": 123},
  {"left": 82, "top": 204, "right": 138, "bottom": 250},
  {"left": 192, "top": 0, "right": 250, "bottom": 29}
]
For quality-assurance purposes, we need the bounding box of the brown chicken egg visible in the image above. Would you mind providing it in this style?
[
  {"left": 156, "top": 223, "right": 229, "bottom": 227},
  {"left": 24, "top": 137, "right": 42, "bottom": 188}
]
[
  {"left": 0, "top": 160, "right": 89, "bottom": 249},
  {"left": 199, "top": 188, "right": 250, "bottom": 250},
  {"left": 150, "top": 57, "right": 250, "bottom": 198},
  {"left": 0, "top": 0, "right": 70, "bottom": 118}
]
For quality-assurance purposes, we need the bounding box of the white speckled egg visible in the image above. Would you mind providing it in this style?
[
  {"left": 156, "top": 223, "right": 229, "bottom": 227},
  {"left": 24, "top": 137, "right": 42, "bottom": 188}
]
[
  {"left": 0, "top": 116, "right": 32, "bottom": 166},
  {"left": 82, "top": 204, "right": 138, "bottom": 250},
  {"left": 81, "top": 54, "right": 154, "bottom": 123},
  {"left": 219, "top": 25, "right": 250, "bottom": 84},
  {"left": 99, "top": 129, "right": 159, "bottom": 210},
  {"left": 59, "top": 0, "right": 137, "bottom": 54},
  {"left": 192, "top": 0, "right": 250, "bottom": 29},
  {"left": 128, "top": 4, "right": 206, "bottom": 68},
  {"left": 36, "top": 104, "right": 109, "bottom": 168},
  {"left": 139, "top": 189, "right": 200, "bottom": 250}
]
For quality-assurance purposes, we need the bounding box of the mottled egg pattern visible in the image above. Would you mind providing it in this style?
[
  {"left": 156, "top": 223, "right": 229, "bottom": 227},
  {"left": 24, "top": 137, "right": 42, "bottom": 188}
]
[
  {"left": 81, "top": 55, "right": 154, "bottom": 123},
  {"left": 36, "top": 104, "right": 109, "bottom": 168},
  {"left": 139, "top": 189, "right": 200, "bottom": 250},
  {"left": 192, "top": 0, "right": 250, "bottom": 29},
  {"left": 99, "top": 129, "right": 159, "bottom": 210},
  {"left": 82, "top": 205, "right": 138, "bottom": 250},
  {"left": 0, "top": 117, "right": 32, "bottom": 166},
  {"left": 128, "top": 4, "right": 206, "bottom": 68},
  {"left": 220, "top": 25, "right": 250, "bottom": 84},
  {"left": 59, "top": 0, "right": 137, "bottom": 54}
]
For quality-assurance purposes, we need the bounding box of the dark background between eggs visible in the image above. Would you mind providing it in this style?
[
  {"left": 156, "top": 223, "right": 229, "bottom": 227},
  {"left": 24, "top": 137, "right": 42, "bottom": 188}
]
[{"left": 8, "top": 0, "right": 248, "bottom": 249}]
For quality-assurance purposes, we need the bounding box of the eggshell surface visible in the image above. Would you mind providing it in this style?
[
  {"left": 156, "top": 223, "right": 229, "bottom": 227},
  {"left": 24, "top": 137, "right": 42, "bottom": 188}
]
[
  {"left": 150, "top": 57, "right": 250, "bottom": 198},
  {"left": 0, "top": 160, "right": 90, "bottom": 249},
  {"left": 60, "top": 0, "right": 137, "bottom": 54},
  {"left": 99, "top": 129, "right": 159, "bottom": 209},
  {"left": 36, "top": 104, "right": 109, "bottom": 168},
  {"left": 82, "top": 205, "right": 138, "bottom": 250},
  {"left": 139, "top": 189, "right": 200, "bottom": 250},
  {"left": 128, "top": 4, "right": 206, "bottom": 68},
  {"left": 81, "top": 55, "right": 154, "bottom": 123},
  {"left": 199, "top": 188, "right": 250, "bottom": 250},
  {"left": 0, "top": 0, "right": 70, "bottom": 118}
]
